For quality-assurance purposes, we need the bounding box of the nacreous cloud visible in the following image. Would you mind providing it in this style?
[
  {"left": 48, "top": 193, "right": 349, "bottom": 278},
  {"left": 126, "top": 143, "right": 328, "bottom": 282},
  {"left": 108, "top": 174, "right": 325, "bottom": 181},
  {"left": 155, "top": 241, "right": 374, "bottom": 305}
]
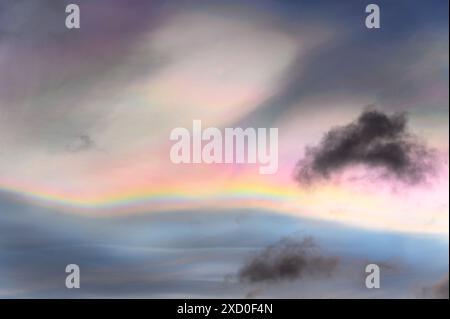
[
  {"left": 432, "top": 274, "right": 449, "bottom": 299},
  {"left": 295, "top": 109, "right": 436, "bottom": 185}
]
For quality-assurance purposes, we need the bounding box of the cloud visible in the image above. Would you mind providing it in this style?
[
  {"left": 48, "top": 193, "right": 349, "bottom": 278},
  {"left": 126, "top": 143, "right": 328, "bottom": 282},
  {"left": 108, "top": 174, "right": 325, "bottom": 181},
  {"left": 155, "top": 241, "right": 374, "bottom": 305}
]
[
  {"left": 235, "top": 1, "right": 449, "bottom": 129},
  {"left": 417, "top": 273, "right": 449, "bottom": 299},
  {"left": 239, "top": 237, "right": 339, "bottom": 283},
  {"left": 245, "top": 287, "right": 264, "bottom": 299},
  {"left": 1, "top": 196, "right": 447, "bottom": 298},
  {"left": 431, "top": 274, "right": 449, "bottom": 299},
  {"left": 0, "top": 0, "right": 165, "bottom": 153},
  {"left": 295, "top": 109, "right": 436, "bottom": 185},
  {"left": 66, "top": 135, "right": 96, "bottom": 153}
]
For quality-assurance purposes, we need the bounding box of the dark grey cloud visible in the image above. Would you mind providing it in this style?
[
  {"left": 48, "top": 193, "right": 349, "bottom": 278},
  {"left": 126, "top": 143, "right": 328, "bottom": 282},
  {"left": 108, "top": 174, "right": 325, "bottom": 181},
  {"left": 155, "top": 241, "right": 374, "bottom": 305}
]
[
  {"left": 295, "top": 109, "right": 436, "bottom": 185},
  {"left": 417, "top": 273, "right": 449, "bottom": 299},
  {"left": 239, "top": 237, "right": 339, "bottom": 283},
  {"left": 65, "top": 134, "right": 108, "bottom": 153},
  {"left": 431, "top": 274, "right": 449, "bottom": 299},
  {"left": 66, "top": 134, "right": 95, "bottom": 152}
]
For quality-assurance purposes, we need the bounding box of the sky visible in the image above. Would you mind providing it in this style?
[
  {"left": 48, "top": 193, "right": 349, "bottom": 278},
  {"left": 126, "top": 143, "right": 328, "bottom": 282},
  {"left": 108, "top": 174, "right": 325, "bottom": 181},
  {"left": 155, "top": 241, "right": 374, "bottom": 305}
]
[{"left": 0, "top": 0, "right": 448, "bottom": 298}]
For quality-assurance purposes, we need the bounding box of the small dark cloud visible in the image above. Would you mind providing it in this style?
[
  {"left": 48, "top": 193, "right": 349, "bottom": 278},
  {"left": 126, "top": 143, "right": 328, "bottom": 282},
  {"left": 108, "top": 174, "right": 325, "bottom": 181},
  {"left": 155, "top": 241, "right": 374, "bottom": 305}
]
[
  {"left": 295, "top": 109, "right": 435, "bottom": 185},
  {"left": 245, "top": 287, "right": 264, "bottom": 299},
  {"left": 431, "top": 274, "right": 449, "bottom": 299},
  {"left": 66, "top": 134, "right": 95, "bottom": 152},
  {"left": 66, "top": 134, "right": 107, "bottom": 153},
  {"left": 239, "top": 237, "right": 339, "bottom": 283},
  {"left": 417, "top": 273, "right": 449, "bottom": 299}
]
